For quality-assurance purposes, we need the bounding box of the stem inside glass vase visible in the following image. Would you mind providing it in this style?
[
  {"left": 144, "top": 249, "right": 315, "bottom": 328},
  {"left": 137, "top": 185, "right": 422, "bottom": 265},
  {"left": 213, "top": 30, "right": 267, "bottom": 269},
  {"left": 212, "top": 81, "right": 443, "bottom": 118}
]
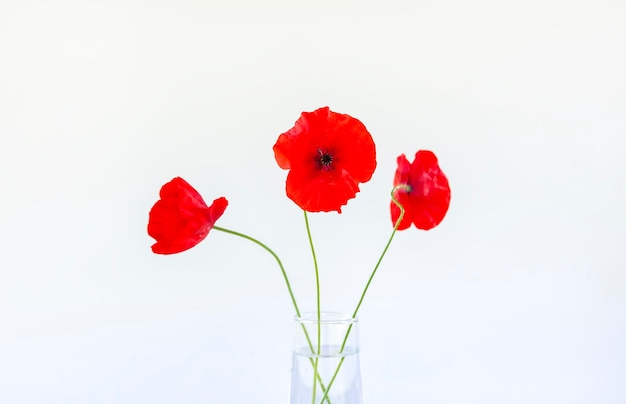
[{"left": 289, "top": 313, "right": 363, "bottom": 404}]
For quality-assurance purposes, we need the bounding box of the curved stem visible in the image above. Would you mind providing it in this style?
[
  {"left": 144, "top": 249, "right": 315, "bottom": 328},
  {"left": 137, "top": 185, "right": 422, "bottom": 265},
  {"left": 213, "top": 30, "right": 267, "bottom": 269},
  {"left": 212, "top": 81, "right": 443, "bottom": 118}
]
[
  {"left": 319, "top": 186, "right": 408, "bottom": 402},
  {"left": 303, "top": 211, "right": 321, "bottom": 404},
  {"left": 213, "top": 226, "right": 302, "bottom": 317}
]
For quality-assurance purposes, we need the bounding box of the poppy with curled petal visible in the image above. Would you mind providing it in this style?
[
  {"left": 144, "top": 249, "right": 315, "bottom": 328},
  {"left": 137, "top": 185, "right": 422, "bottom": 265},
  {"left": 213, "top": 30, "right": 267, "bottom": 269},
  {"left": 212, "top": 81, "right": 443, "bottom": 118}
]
[
  {"left": 273, "top": 107, "right": 377, "bottom": 213},
  {"left": 391, "top": 150, "right": 451, "bottom": 231},
  {"left": 148, "top": 177, "right": 228, "bottom": 254}
]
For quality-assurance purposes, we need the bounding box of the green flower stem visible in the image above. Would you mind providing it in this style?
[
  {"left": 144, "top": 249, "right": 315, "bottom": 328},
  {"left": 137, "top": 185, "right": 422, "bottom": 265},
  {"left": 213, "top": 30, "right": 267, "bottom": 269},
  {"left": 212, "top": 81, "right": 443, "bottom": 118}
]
[
  {"left": 319, "top": 186, "right": 408, "bottom": 403},
  {"left": 303, "top": 211, "right": 322, "bottom": 404},
  {"left": 213, "top": 225, "right": 332, "bottom": 404}
]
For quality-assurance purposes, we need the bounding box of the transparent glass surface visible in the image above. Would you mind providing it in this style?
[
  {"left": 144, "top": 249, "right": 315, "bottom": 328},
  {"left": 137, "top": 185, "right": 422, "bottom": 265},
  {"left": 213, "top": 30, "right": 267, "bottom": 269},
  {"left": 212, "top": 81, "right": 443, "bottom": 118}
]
[{"left": 289, "top": 312, "right": 363, "bottom": 404}]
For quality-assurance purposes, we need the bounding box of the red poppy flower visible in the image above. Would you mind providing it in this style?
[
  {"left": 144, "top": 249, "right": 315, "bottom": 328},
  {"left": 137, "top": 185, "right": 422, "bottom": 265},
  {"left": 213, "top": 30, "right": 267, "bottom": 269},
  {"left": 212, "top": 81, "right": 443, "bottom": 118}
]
[
  {"left": 273, "top": 107, "right": 377, "bottom": 213},
  {"left": 390, "top": 150, "right": 451, "bottom": 231},
  {"left": 148, "top": 177, "right": 228, "bottom": 254}
]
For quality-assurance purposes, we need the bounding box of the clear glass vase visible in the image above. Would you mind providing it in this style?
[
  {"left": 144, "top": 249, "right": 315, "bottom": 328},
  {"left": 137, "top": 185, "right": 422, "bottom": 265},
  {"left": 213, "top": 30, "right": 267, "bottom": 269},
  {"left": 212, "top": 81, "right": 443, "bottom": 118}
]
[{"left": 289, "top": 312, "right": 363, "bottom": 404}]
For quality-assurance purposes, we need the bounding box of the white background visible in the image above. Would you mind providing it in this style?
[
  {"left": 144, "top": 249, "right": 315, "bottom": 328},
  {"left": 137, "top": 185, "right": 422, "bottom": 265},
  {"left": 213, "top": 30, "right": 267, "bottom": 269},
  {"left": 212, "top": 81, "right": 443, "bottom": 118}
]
[{"left": 1, "top": 0, "right": 625, "bottom": 403}]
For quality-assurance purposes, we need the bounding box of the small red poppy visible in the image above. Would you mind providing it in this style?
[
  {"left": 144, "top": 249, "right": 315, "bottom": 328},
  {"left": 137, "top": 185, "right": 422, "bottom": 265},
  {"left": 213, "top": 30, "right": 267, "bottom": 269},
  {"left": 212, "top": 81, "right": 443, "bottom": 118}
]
[
  {"left": 390, "top": 150, "right": 450, "bottom": 231},
  {"left": 148, "top": 177, "right": 228, "bottom": 254},
  {"left": 273, "top": 107, "right": 377, "bottom": 213}
]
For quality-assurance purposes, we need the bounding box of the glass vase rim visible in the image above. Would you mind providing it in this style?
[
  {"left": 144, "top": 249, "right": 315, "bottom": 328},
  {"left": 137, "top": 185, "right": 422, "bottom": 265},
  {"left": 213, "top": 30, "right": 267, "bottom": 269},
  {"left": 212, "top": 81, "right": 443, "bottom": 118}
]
[{"left": 294, "top": 311, "right": 358, "bottom": 325}]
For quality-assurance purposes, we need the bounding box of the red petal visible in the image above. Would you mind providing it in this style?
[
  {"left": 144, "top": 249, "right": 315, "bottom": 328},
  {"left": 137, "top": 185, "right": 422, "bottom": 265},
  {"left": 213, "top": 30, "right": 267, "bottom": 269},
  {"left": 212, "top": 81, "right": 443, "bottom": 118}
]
[
  {"left": 407, "top": 151, "right": 450, "bottom": 230},
  {"left": 207, "top": 197, "right": 228, "bottom": 226},
  {"left": 147, "top": 177, "right": 228, "bottom": 254},
  {"left": 327, "top": 111, "right": 377, "bottom": 183},
  {"left": 273, "top": 132, "right": 296, "bottom": 170},
  {"left": 286, "top": 166, "right": 360, "bottom": 213},
  {"left": 273, "top": 108, "right": 325, "bottom": 170}
]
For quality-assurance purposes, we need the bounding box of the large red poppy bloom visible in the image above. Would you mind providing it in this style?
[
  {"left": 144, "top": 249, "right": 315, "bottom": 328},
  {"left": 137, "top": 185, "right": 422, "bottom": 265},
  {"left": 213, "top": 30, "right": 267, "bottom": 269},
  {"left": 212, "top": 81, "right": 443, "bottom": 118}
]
[
  {"left": 273, "top": 107, "right": 377, "bottom": 213},
  {"left": 391, "top": 150, "right": 451, "bottom": 231},
  {"left": 148, "top": 177, "right": 228, "bottom": 254}
]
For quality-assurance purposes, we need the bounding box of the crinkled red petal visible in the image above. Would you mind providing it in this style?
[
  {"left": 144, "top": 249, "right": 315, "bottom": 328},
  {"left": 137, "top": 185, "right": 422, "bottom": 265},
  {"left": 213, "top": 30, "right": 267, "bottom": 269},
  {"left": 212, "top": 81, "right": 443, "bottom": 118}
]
[
  {"left": 408, "top": 151, "right": 450, "bottom": 230},
  {"left": 316, "top": 108, "right": 377, "bottom": 183},
  {"left": 286, "top": 166, "right": 360, "bottom": 213}
]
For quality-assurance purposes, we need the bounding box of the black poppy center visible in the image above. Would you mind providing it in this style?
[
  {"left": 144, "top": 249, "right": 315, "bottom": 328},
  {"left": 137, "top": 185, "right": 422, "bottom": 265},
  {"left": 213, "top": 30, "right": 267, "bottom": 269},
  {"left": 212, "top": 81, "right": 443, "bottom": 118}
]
[{"left": 315, "top": 148, "right": 335, "bottom": 171}]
